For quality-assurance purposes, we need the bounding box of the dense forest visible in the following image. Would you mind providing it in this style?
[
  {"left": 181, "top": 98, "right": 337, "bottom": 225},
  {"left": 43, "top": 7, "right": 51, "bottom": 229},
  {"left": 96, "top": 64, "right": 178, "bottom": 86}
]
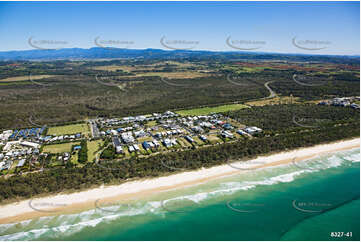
[
  {"left": 226, "top": 104, "right": 359, "bottom": 133},
  {"left": 0, "top": 58, "right": 359, "bottom": 129}
]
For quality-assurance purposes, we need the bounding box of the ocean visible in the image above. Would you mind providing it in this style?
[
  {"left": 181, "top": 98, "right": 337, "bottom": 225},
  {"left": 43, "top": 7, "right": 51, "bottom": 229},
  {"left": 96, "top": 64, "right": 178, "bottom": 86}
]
[{"left": 0, "top": 148, "right": 359, "bottom": 241}]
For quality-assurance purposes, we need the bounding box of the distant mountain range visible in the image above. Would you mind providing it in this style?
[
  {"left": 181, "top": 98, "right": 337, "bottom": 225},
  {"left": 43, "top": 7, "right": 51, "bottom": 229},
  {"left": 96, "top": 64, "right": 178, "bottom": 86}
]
[{"left": 0, "top": 47, "right": 358, "bottom": 63}]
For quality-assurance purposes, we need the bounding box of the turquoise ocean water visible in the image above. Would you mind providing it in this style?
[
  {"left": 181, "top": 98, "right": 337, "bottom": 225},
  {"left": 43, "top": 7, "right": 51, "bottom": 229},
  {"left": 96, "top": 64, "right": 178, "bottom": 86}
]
[{"left": 0, "top": 148, "right": 359, "bottom": 241}]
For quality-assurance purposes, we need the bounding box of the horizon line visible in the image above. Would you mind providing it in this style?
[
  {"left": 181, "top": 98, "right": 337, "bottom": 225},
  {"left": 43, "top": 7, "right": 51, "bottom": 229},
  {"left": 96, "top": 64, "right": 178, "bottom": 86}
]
[{"left": 0, "top": 47, "right": 359, "bottom": 58}]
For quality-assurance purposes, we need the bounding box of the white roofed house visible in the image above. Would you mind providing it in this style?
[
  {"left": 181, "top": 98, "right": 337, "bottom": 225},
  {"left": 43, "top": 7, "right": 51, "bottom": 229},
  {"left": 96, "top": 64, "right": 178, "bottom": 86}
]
[
  {"left": 245, "top": 126, "right": 262, "bottom": 135},
  {"left": 110, "top": 130, "right": 118, "bottom": 136},
  {"left": 128, "top": 145, "right": 135, "bottom": 153},
  {"left": 0, "top": 161, "right": 5, "bottom": 170},
  {"left": 115, "top": 146, "right": 123, "bottom": 154},
  {"left": 20, "top": 141, "right": 40, "bottom": 149},
  {"left": 0, "top": 130, "right": 13, "bottom": 141},
  {"left": 133, "top": 144, "right": 140, "bottom": 151},
  {"left": 134, "top": 130, "right": 147, "bottom": 138},
  {"left": 17, "top": 159, "right": 26, "bottom": 167},
  {"left": 221, "top": 131, "right": 234, "bottom": 139},
  {"left": 163, "top": 138, "right": 173, "bottom": 148},
  {"left": 153, "top": 140, "right": 160, "bottom": 147},
  {"left": 171, "top": 139, "right": 178, "bottom": 146},
  {"left": 121, "top": 132, "right": 135, "bottom": 144}
]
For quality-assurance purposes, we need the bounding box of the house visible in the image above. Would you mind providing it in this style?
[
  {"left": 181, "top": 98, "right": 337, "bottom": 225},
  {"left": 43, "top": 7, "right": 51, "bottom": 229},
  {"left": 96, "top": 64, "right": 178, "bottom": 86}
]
[
  {"left": 171, "top": 139, "right": 178, "bottom": 146},
  {"left": 17, "top": 159, "right": 26, "bottom": 167},
  {"left": 0, "top": 161, "right": 5, "bottom": 170},
  {"left": 121, "top": 132, "right": 135, "bottom": 144},
  {"left": 200, "top": 135, "right": 207, "bottom": 141},
  {"left": 185, "top": 136, "right": 194, "bottom": 143},
  {"left": 116, "top": 146, "right": 123, "bottom": 154},
  {"left": 221, "top": 131, "right": 234, "bottom": 138},
  {"left": 142, "top": 141, "right": 151, "bottom": 150},
  {"left": 133, "top": 144, "right": 140, "bottom": 151},
  {"left": 245, "top": 126, "right": 262, "bottom": 135},
  {"left": 20, "top": 141, "right": 40, "bottom": 149},
  {"left": 163, "top": 138, "right": 172, "bottom": 148},
  {"left": 191, "top": 126, "right": 204, "bottom": 133},
  {"left": 0, "top": 130, "right": 12, "bottom": 141},
  {"left": 351, "top": 103, "right": 360, "bottom": 109},
  {"left": 155, "top": 133, "right": 162, "bottom": 139},
  {"left": 153, "top": 140, "right": 160, "bottom": 147},
  {"left": 128, "top": 146, "right": 135, "bottom": 153},
  {"left": 222, "top": 123, "right": 233, "bottom": 130},
  {"left": 134, "top": 130, "right": 147, "bottom": 138},
  {"left": 217, "top": 121, "right": 225, "bottom": 125},
  {"left": 148, "top": 142, "right": 155, "bottom": 148},
  {"left": 112, "top": 137, "right": 123, "bottom": 154}
]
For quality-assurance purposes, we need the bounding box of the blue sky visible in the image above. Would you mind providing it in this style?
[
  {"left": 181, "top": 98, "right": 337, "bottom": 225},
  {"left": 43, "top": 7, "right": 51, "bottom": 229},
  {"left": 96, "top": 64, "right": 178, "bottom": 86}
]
[{"left": 0, "top": 1, "right": 359, "bottom": 55}]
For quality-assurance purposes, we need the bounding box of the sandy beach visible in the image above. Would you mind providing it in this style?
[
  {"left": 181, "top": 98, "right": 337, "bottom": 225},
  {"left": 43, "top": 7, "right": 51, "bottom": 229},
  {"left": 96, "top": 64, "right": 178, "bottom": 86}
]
[{"left": 0, "top": 138, "right": 359, "bottom": 224}]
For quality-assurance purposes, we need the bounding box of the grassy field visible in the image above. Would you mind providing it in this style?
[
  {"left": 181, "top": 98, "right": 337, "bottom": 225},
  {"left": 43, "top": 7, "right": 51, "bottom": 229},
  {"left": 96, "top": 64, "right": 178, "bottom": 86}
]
[
  {"left": 246, "top": 96, "right": 299, "bottom": 106},
  {"left": 176, "top": 104, "right": 249, "bottom": 116},
  {"left": 207, "top": 134, "right": 221, "bottom": 144},
  {"left": 42, "top": 142, "right": 80, "bottom": 153},
  {"left": 47, "top": 123, "right": 90, "bottom": 136},
  {"left": 91, "top": 63, "right": 207, "bottom": 79},
  {"left": 0, "top": 75, "right": 55, "bottom": 82},
  {"left": 130, "top": 71, "right": 207, "bottom": 79},
  {"left": 87, "top": 140, "right": 104, "bottom": 162}
]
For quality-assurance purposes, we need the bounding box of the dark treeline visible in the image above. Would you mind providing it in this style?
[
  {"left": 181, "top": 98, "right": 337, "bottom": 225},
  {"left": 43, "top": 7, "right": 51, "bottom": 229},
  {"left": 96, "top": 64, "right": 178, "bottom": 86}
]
[
  {"left": 0, "top": 117, "right": 358, "bottom": 203},
  {"left": 226, "top": 104, "right": 360, "bottom": 133}
]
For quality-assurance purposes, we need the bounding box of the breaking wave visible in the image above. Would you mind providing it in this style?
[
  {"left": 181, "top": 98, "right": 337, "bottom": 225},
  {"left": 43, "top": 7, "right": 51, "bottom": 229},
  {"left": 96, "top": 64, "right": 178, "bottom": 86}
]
[{"left": 0, "top": 148, "right": 359, "bottom": 240}]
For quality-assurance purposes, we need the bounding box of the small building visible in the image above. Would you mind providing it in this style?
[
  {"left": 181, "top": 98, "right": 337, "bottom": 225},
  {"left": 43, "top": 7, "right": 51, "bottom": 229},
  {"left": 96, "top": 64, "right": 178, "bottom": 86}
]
[
  {"left": 116, "top": 146, "right": 123, "bottom": 154},
  {"left": 245, "top": 126, "right": 262, "bottom": 135},
  {"left": 163, "top": 138, "right": 173, "bottom": 148},
  {"left": 148, "top": 142, "right": 155, "bottom": 148},
  {"left": 17, "top": 159, "right": 26, "bottom": 167},
  {"left": 221, "top": 131, "right": 234, "bottom": 138},
  {"left": 222, "top": 123, "right": 233, "bottom": 130},
  {"left": 73, "top": 145, "right": 82, "bottom": 151},
  {"left": 191, "top": 126, "right": 204, "bottom": 133},
  {"left": 351, "top": 103, "right": 360, "bottom": 109},
  {"left": 200, "top": 135, "right": 207, "bottom": 141},
  {"left": 237, "top": 130, "right": 246, "bottom": 135},
  {"left": 185, "top": 136, "right": 194, "bottom": 143},
  {"left": 153, "top": 140, "right": 160, "bottom": 147},
  {"left": 133, "top": 144, "right": 140, "bottom": 151},
  {"left": 142, "top": 141, "right": 151, "bottom": 150},
  {"left": 171, "top": 139, "right": 178, "bottom": 146},
  {"left": 20, "top": 141, "right": 40, "bottom": 149}
]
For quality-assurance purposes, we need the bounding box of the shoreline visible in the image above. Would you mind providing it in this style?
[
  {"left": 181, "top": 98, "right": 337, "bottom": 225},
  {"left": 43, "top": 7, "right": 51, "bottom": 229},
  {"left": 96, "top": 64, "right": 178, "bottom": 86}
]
[{"left": 0, "top": 138, "right": 359, "bottom": 224}]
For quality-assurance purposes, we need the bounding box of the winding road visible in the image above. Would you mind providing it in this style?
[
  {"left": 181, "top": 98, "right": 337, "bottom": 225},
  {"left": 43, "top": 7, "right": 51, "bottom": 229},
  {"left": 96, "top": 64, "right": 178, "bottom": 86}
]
[{"left": 264, "top": 81, "right": 277, "bottom": 99}]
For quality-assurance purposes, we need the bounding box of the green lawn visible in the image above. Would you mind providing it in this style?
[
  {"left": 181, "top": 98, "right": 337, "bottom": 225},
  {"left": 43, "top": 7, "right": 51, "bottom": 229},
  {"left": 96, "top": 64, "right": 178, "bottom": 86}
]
[
  {"left": 87, "top": 140, "right": 104, "bottom": 162},
  {"left": 43, "top": 142, "right": 80, "bottom": 154},
  {"left": 176, "top": 104, "right": 249, "bottom": 116},
  {"left": 47, "top": 123, "right": 90, "bottom": 136}
]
